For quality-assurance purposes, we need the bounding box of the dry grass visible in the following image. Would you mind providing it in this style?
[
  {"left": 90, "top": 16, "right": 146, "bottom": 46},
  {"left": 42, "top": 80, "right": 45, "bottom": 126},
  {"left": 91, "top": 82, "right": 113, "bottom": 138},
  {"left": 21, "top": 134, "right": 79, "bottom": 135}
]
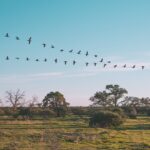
[{"left": 0, "top": 116, "right": 150, "bottom": 150}]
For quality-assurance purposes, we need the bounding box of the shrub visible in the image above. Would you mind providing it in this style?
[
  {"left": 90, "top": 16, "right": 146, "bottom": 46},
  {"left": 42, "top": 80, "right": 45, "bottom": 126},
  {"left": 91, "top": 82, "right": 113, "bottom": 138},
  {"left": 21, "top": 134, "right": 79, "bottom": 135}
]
[
  {"left": 125, "top": 107, "right": 137, "bottom": 119},
  {"left": 0, "top": 108, "right": 5, "bottom": 116},
  {"left": 4, "top": 108, "right": 17, "bottom": 116},
  {"left": 111, "top": 107, "right": 126, "bottom": 119},
  {"left": 147, "top": 109, "right": 150, "bottom": 116},
  {"left": 40, "top": 109, "right": 56, "bottom": 118},
  {"left": 71, "top": 107, "right": 88, "bottom": 116},
  {"left": 89, "top": 111, "right": 124, "bottom": 128},
  {"left": 16, "top": 107, "right": 33, "bottom": 120}
]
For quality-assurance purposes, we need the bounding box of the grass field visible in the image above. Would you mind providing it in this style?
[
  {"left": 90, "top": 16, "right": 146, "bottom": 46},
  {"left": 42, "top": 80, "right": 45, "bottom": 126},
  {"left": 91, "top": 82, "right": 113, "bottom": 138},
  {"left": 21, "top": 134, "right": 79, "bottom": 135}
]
[{"left": 0, "top": 116, "right": 150, "bottom": 150}]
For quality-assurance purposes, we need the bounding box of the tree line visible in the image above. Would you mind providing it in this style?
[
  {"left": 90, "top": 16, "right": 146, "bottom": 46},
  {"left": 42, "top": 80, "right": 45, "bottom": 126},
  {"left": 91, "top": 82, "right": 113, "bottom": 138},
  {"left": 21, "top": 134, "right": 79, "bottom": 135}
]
[{"left": 0, "top": 85, "right": 150, "bottom": 122}]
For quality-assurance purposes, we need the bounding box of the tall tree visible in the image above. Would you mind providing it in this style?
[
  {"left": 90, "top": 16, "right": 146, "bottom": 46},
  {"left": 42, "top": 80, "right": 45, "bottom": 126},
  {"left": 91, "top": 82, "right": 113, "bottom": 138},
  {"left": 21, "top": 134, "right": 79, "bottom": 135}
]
[
  {"left": 90, "top": 84, "right": 128, "bottom": 108},
  {"left": 106, "top": 84, "right": 128, "bottom": 107},
  {"left": 90, "top": 91, "right": 112, "bottom": 107},
  {"left": 42, "top": 91, "right": 69, "bottom": 117}
]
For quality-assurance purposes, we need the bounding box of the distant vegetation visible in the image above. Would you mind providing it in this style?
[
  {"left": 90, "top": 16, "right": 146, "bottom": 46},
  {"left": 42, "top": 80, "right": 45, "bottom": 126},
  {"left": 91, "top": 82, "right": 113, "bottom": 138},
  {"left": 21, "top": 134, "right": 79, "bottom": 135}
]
[
  {"left": 0, "top": 84, "right": 150, "bottom": 124},
  {"left": 0, "top": 84, "right": 150, "bottom": 149}
]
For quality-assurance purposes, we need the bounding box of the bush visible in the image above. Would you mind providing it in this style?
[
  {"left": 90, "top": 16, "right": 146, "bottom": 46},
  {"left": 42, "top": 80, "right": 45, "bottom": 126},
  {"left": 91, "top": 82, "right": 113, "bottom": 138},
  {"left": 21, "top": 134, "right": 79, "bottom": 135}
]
[
  {"left": 124, "top": 107, "right": 137, "bottom": 119},
  {"left": 147, "top": 109, "right": 150, "bottom": 116},
  {"left": 111, "top": 107, "right": 126, "bottom": 119},
  {"left": 89, "top": 111, "right": 124, "bottom": 128},
  {"left": 40, "top": 109, "right": 56, "bottom": 118},
  {"left": 4, "top": 108, "right": 17, "bottom": 116},
  {"left": 19, "top": 107, "right": 33, "bottom": 120},
  {"left": 0, "top": 108, "right": 5, "bottom": 116},
  {"left": 71, "top": 107, "right": 87, "bottom": 116}
]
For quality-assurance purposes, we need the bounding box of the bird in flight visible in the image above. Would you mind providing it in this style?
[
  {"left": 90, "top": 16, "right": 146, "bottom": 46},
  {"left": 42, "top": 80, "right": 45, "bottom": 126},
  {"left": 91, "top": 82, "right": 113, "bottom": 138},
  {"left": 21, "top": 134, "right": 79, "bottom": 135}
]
[
  {"left": 44, "top": 58, "right": 47, "bottom": 62},
  {"left": 16, "top": 36, "right": 20, "bottom": 40},
  {"left": 6, "top": 56, "right": 9, "bottom": 60},
  {"left": 123, "top": 64, "right": 126, "bottom": 68},
  {"left": 5, "top": 33, "right": 9, "bottom": 37},
  {"left": 114, "top": 65, "right": 117, "bottom": 68},
  {"left": 35, "top": 59, "right": 39, "bottom": 62},
  {"left": 73, "top": 60, "right": 76, "bottom": 65},
  {"left": 51, "top": 45, "right": 55, "bottom": 48},
  {"left": 107, "top": 61, "right": 111, "bottom": 64},
  {"left": 77, "top": 50, "right": 81, "bottom": 54},
  {"left": 15, "top": 57, "right": 20, "bottom": 60},
  {"left": 94, "top": 63, "right": 97, "bottom": 66},
  {"left": 85, "top": 51, "right": 89, "bottom": 56},
  {"left": 69, "top": 49, "right": 73, "bottom": 53},
  {"left": 94, "top": 55, "right": 98, "bottom": 58},
  {"left": 54, "top": 58, "right": 58, "bottom": 63},
  {"left": 42, "top": 43, "right": 46, "bottom": 48},
  {"left": 64, "top": 61, "right": 67, "bottom": 65},
  {"left": 85, "top": 62, "right": 89, "bottom": 66},
  {"left": 103, "top": 64, "right": 107, "bottom": 68},
  {"left": 132, "top": 65, "right": 136, "bottom": 69},
  {"left": 26, "top": 57, "right": 29, "bottom": 61},
  {"left": 100, "top": 58, "right": 103, "bottom": 63},
  {"left": 27, "top": 37, "right": 32, "bottom": 44},
  {"left": 60, "top": 49, "right": 64, "bottom": 52},
  {"left": 142, "top": 66, "right": 145, "bottom": 70}
]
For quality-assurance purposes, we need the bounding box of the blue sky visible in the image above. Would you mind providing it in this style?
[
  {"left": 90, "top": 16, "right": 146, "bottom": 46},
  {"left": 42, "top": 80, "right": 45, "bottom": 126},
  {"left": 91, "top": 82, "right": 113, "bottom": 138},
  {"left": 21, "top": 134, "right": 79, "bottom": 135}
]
[{"left": 0, "top": 0, "right": 150, "bottom": 106}]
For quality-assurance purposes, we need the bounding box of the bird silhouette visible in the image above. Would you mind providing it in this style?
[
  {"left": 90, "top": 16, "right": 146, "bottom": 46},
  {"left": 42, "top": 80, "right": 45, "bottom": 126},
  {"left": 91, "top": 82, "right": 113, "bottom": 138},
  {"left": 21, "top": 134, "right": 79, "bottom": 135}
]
[
  {"left": 60, "top": 49, "right": 64, "bottom": 52},
  {"left": 114, "top": 65, "right": 117, "bottom": 68},
  {"left": 15, "top": 57, "right": 20, "bottom": 60},
  {"left": 51, "top": 45, "right": 55, "bottom": 48},
  {"left": 85, "top": 51, "right": 89, "bottom": 56},
  {"left": 69, "top": 49, "right": 73, "bottom": 53},
  {"left": 132, "top": 65, "right": 136, "bottom": 69},
  {"left": 6, "top": 56, "right": 9, "bottom": 60},
  {"left": 27, "top": 37, "right": 32, "bottom": 44},
  {"left": 123, "top": 64, "right": 126, "bottom": 68},
  {"left": 26, "top": 57, "right": 29, "bottom": 61},
  {"left": 103, "top": 64, "right": 107, "bottom": 68},
  {"left": 16, "top": 36, "right": 20, "bottom": 40},
  {"left": 5, "top": 33, "right": 9, "bottom": 37},
  {"left": 142, "top": 66, "right": 145, "bottom": 70},
  {"left": 73, "top": 60, "right": 76, "bottom": 65},
  {"left": 94, "top": 55, "right": 98, "bottom": 58},
  {"left": 54, "top": 58, "right": 58, "bottom": 63},
  {"left": 100, "top": 58, "right": 103, "bottom": 63},
  {"left": 42, "top": 43, "right": 46, "bottom": 48},
  {"left": 77, "top": 50, "right": 81, "bottom": 54},
  {"left": 44, "top": 58, "right": 47, "bottom": 62},
  {"left": 35, "top": 59, "right": 39, "bottom": 62},
  {"left": 107, "top": 61, "right": 111, "bottom": 63},
  {"left": 85, "top": 62, "right": 89, "bottom": 66},
  {"left": 94, "top": 63, "right": 97, "bottom": 66},
  {"left": 64, "top": 61, "right": 67, "bottom": 65}
]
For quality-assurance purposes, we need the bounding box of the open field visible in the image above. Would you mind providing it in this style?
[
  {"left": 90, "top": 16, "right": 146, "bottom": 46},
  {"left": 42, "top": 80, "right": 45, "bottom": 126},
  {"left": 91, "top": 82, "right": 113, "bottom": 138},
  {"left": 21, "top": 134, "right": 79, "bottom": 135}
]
[{"left": 0, "top": 116, "right": 150, "bottom": 150}]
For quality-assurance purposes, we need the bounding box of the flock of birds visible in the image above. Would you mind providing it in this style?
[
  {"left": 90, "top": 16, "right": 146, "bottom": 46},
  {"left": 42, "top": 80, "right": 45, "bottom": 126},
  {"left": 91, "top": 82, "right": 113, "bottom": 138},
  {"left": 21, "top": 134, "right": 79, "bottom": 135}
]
[{"left": 3, "top": 33, "right": 145, "bottom": 70}]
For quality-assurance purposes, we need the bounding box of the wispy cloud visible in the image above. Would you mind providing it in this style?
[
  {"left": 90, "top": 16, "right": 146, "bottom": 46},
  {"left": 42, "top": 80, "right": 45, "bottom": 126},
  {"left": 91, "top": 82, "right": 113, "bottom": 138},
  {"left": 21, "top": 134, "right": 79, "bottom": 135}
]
[{"left": 0, "top": 72, "right": 63, "bottom": 83}]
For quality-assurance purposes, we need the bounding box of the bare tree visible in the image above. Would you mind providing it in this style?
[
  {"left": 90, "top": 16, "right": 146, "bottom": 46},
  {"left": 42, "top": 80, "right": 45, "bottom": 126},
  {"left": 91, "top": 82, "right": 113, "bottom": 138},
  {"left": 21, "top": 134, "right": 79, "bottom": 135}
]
[{"left": 5, "top": 89, "right": 25, "bottom": 110}]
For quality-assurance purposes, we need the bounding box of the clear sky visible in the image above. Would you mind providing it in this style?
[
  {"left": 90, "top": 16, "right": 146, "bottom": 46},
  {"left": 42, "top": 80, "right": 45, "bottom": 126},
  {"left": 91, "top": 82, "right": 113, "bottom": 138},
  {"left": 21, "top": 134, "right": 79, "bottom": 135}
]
[{"left": 0, "top": 0, "right": 150, "bottom": 106}]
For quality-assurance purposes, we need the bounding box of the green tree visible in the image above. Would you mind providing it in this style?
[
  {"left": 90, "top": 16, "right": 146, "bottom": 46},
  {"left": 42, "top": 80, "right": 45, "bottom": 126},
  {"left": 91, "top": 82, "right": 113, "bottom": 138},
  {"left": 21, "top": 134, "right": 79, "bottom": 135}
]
[
  {"left": 90, "top": 84, "right": 128, "bottom": 108},
  {"left": 42, "top": 91, "right": 69, "bottom": 117},
  {"left": 106, "top": 84, "right": 128, "bottom": 107},
  {"left": 89, "top": 91, "right": 111, "bottom": 107}
]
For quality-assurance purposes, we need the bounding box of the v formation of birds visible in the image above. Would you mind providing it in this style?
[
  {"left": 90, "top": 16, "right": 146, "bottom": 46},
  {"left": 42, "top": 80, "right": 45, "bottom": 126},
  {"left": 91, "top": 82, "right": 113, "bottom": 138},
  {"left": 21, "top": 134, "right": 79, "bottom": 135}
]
[{"left": 2, "top": 33, "right": 145, "bottom": 70}]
